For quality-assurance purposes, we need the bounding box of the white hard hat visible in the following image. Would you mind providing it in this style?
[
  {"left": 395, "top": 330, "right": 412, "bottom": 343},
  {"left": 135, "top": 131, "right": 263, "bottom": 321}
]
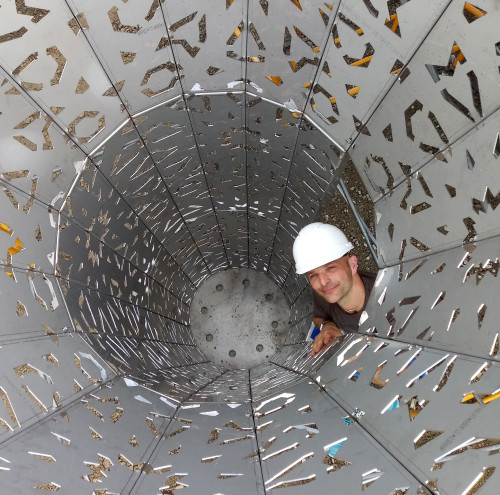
[{"left": 293, "top": 223, "right": 353, "bottom": 274}]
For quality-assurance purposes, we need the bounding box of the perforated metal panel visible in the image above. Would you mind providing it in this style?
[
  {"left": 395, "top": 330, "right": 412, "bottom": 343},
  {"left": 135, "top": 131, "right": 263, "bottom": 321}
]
[{"left": 1, "top": 0, "right": 499, "bottom": 494}]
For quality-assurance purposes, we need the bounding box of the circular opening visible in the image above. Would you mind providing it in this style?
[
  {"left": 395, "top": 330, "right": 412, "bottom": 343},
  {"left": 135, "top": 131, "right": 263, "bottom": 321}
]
[{"left": 189, "top": 268, "right": 291, "bottom": 370}]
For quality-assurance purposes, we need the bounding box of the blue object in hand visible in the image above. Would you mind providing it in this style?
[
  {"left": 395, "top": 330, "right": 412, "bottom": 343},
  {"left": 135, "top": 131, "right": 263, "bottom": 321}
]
[{"left": 306, "top": 324, "right": 320, "bottom": 341}]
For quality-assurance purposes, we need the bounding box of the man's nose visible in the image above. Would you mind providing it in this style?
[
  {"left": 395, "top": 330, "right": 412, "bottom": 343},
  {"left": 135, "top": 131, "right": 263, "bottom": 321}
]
[{"left": 318, "top": 273, "right": 329, "bottom": 287}]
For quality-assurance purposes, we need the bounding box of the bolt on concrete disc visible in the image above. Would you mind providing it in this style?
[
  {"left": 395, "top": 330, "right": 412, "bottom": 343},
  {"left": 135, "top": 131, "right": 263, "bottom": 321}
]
[{"left": 190, "top": 268, "right": 290, "bottom": 369}]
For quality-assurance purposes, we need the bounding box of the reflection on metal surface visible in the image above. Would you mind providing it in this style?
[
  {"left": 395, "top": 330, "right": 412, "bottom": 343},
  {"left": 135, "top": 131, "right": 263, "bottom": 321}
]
[{"left": 0, "top": 0, "right": 500, "bottom": 493}]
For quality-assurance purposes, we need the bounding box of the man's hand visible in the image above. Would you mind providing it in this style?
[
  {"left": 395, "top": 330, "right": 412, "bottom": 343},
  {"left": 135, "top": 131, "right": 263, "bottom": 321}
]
[{"left": 311, "top": 321, "right": 343, "bottom": 356}]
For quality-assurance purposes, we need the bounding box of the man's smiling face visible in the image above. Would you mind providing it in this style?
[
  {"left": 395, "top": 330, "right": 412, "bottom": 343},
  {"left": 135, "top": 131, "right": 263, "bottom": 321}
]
[{"left": 307, "top": 255, "right": 356, "bottom": 305}]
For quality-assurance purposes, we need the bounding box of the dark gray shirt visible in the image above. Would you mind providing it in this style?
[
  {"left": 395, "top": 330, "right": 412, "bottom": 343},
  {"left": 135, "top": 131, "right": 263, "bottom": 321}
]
[{"left": 312, "top": 271, "right": 376, "bottom": 333}]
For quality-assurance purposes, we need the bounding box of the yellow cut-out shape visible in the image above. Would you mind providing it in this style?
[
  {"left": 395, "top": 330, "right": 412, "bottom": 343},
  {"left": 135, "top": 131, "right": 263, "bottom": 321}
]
[
  {"left": 462, "top": 390, "right": 500, "bottom": 405},
  {"left": 0, "top": 223, "right": 13, "bottom": 235},
  {"left": 303, "top": 81, "right": 311, "bottom": 88},
  {"left": 266, "top": 76, "right": 282, "bottom": 86},
  {"left": 347, "top": 86, "right": 360, "bottom": 97},
  {"left": 464, "top": 2, "right": 487, "bottom": 18},
  {"left": 350, "top": 55, "right": 373, "bottom": 67},
  {"left": 8, "top": 238, "right": 24, "bottom": 255},
  {"left": 451, "top": 43, "right": 465, "bottom": 68},
  {"left": 1, "top": 224, "right": 27, "bottom": 277},
  {"left": 386, "top": 14, "right": 398, "bottom": 32}
]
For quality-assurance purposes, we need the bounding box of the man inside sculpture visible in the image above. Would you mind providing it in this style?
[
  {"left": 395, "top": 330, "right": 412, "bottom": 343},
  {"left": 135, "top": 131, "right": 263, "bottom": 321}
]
[{"left": 293, "top": 222, "right": 376, "bottom": 356}]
